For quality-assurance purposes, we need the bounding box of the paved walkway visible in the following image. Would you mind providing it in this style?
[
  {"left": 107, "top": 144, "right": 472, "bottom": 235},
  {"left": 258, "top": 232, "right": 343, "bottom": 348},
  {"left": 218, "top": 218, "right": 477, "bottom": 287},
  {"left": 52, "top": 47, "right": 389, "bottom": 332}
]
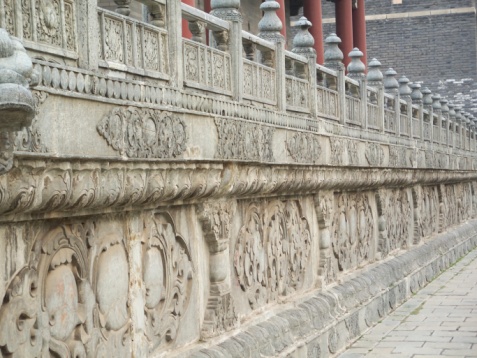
[{"left": 338, "top": 248, "right": 477, "bottom": 358}]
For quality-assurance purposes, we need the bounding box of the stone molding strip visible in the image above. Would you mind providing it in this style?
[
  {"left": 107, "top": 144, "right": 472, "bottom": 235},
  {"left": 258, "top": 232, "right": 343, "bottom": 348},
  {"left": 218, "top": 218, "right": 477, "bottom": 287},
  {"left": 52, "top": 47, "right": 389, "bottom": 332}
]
[
  {"left": 322, "top": 7, "right": 476, "bottom": 23},
  {"left": 178, "top": 220, "right": 477, "bottom": 357},
  {"left": 3, "top": 158, "right": 477, "bottom": 220}
]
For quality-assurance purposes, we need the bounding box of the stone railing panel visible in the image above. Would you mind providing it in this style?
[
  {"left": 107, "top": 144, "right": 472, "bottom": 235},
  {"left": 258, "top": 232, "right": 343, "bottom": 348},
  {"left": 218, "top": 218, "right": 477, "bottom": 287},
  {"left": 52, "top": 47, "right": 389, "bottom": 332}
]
[
  {"left": 316, "top": 65, "right": 339, "bottom": 121},
  {"left": 285, "top": 51, "right": 310, "bottom": 112}
]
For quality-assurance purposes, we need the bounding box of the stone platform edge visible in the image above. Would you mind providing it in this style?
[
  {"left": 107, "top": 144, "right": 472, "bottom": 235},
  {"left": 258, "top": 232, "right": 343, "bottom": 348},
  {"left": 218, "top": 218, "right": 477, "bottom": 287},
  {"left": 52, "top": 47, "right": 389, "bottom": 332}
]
[{"left": 172, "top": 220, "right": 477, "bottom": 358}]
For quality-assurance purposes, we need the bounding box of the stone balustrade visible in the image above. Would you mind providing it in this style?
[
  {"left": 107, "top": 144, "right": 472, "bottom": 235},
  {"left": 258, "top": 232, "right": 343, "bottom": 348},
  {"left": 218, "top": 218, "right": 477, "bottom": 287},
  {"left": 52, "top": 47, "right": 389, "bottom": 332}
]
[{"left": 1, "top": 0, "right": 477, "bottom": 357}]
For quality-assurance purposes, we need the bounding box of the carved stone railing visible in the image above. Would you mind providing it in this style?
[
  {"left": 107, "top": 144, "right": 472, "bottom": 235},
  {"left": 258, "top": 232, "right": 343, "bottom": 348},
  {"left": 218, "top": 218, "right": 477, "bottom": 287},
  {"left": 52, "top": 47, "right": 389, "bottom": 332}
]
[{"left": 1, "top": 1, "right": 477, "bottom": 357}]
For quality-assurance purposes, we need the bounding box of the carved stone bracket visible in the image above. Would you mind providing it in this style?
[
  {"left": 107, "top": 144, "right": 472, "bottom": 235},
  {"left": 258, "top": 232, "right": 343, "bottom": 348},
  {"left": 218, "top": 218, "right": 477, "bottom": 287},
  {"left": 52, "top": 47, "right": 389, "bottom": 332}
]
[{"left": 198, "top": 200, "right": 238, "bottom": 339}]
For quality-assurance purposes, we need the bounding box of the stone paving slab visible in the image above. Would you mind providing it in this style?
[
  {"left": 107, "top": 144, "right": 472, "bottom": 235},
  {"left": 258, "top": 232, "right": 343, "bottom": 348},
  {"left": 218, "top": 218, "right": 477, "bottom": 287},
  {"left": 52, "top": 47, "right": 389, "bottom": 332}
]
[{"left": 338, "top": 248, "right": 477, "bottom": 358}]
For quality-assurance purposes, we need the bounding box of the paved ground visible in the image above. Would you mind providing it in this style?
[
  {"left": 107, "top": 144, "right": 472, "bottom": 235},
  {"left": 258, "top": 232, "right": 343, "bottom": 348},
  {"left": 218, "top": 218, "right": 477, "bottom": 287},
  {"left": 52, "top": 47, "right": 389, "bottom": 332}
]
[{"left": 338, "top": 248, "right": 477, "bottom": 358}]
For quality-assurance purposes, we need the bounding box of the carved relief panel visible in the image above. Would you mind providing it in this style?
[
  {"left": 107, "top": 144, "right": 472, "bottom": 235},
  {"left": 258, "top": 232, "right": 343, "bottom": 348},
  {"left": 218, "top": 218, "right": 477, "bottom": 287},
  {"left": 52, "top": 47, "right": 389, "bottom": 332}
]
[
  {"left": 376, "top": 188, "right": 412, "bottom": 258},
  {"left": 329, "top": 192, "right": 375, "bottom": 282},
  {"left": 412, "top": 186, "right": 439, "bottom": 243},
  {"left": 233, "top": 199, "right": 313, "bottom": 310}
]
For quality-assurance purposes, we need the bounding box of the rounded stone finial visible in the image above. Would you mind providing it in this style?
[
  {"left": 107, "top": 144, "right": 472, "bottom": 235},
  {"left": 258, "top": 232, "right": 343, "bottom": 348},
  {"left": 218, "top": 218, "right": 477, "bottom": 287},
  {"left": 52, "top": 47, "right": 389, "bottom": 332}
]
[
  {"left": 384, "top": 68, "right": 398, "bottom": 94},
  {"left": 440, "top": 98, "right": 449, "bottom": 114},
  {"left": 448, "top": 103, "right": 456, "bottom": 119},
  {"left": 410, "top": 83, "right": 423, "bottom": 104},
  {"left": 210, "top": 0, "right": 241, "bottom": 20},
  {"left": 398, "top": 76, "right": 412, "bottom": 99},
  {"left": 292, "top": 16, "right": 316, "bottom": 57},
  {"left": 432, "top": 94, "right": 442, "bottom": 111},
  {"left": 421, "top": 87, "right": 433, "bottom": 107},
  {"left": 211, "top": 0, "right": 240, "bottom": 9},
  {"left": 324, "top": 33, "right": 344, "bottom": 70},
  {"left": 367, "top": 58, "right": 383, "bottom": 86},
  {"left": 455, "top": 107, "right": 463, "bottom": 123},
  {"left": 347, "top": 48, "right": 365, "bottom": 79},
  {"left": 258, "top": 0, "right": 284, "bottom": 43}
]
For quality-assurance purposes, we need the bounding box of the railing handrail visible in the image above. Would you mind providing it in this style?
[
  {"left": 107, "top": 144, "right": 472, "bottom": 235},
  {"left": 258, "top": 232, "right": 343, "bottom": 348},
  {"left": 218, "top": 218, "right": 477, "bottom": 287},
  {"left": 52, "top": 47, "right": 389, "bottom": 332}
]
[
  {"left": 241, "top": 30, "right": 276, "bottom": 51},
  {"left": 181, "top": 3, "right": 230, "bottom": 31}
]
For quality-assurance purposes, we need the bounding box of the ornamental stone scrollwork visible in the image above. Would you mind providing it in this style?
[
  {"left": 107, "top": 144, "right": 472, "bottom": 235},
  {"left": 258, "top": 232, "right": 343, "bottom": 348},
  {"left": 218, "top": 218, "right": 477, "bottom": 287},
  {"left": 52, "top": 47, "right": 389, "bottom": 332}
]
[
  {"left": 0, "top": 223, "right": 95, "bottom": 357},
  {"left": 412, "top": 186, "right": 439, "bottom": 243},
  {"left": 142, "top": 212, "right": 194, "bottom": 352},
  {"left": 365, "top": 142, "right": 384, "bottom": 167},
  {"left": 215, "top": 117, "right": 274, "bottom": 162},
  {"left": 286, "top": 132, "right": 321, "bottom": 163},
  {"left": 198, "top": 201, "right": 238, "bottom": 339},
  {"left": 15, "top": 90, "right": 48, "bottom": 153},
  {"left": 376, "top": 189, "right": 411, "bottom": 258},
  {"left": 234, "top": 200, "right": 311, "bottom": 309},
  {"left": 330, "top": 192, "right": 374, "bottom": 281},
  {"left": 0, "top": 28, "right": 36, "bottom": 174},
  {"left": 97, "top": 106, "right": 188, "bottom": 159}
]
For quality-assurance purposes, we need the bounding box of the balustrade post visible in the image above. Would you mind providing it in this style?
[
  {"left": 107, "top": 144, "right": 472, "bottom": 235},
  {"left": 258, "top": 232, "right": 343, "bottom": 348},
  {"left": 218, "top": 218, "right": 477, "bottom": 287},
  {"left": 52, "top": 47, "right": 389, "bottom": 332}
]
[
  {"left": 292, "top": 17, "right": 317, "bottom": 117},
  {"left": 455, "top": 107, "right": 463, "bottom": 150},
  {"left": 464, "top": 113, "right": 471, "bottom": 151},
  {"left": 440, "top": 99, "right": 449, "bottom": 146},
  {"left": 347, "top": 48, "right": 366, "bottom": 129},
  {"left": 166, "top": 0, "right": 185, "bottom": 88},
  {"left": 448, "top": 103, "right": 456, "bottom": 149},
  {"left": 422, "top": 87, "right": 432, "bottom": 143},
  {"left": 410, "top": 83, "right": 423, "bottom": 140},
  {"left": 398, "top": 76, "right": 411, "bottom": 138},
  {"left": 432, "top": 94, "right": 442, "bottom": 145},
  {"left": 384, "top": 68, "right": 398, "bottom": 134},
  {"left": 367, "top": 58, "right": 384, "bottom": 132},
  {"left": 77, "top": 0, "right": 100, "bottom": 70},
  {"left": 211, "top": 0, "right": 242, "bottom": 101},
  {"left": 259, "top": 0, "right": 286, "bottom": 111},
  {"left": 324, "top": 33, "right": 345, "bottom": 125}
]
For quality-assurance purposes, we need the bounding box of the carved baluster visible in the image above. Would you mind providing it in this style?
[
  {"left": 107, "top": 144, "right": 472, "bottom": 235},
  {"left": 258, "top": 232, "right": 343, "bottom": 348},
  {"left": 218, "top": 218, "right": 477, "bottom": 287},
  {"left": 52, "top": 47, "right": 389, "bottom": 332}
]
[
  {"left": 432, "top": 94, "right": 442, "bottom": 145},
  {"left": 212, "top": 29, "right": 229, "bottom": 52},
  {"left": 198, "top": 201, "right": 238, "bottom": 339},
  {"left": 149, "top": 3, "right": 166, "bottom": 28},
  {"left": 422, "top": 87, "right": 432, "bottom": 142},
  {"left": 114, "top": 0, "right": 131, "bottom": 16},
  {"left": 347, "top": 48, "right": 366, "bottom": 128},
  {"left": 448, "top": 102, "right": 456, "bottom": 149},
  {"left": 189, "top": 21, "right": 205, "bottom": 43},
  {"left": 440, "top": 98, "right": 449, "bottom": 146},
  {"left": 367, "top": 58, "right": 384, "bottom": 132},
  {"left": 243, "top": 41, "right": 255, "bottom": 61},
  {"left": 324, "top": 33, "right": 345, "bottom": 124}
]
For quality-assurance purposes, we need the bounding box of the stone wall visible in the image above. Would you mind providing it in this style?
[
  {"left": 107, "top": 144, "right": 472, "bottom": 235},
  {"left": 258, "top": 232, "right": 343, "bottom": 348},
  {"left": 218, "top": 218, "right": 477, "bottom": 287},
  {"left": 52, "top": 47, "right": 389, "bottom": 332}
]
[{"left": 1, "top": 0, "right": 477, "bottom": 357}]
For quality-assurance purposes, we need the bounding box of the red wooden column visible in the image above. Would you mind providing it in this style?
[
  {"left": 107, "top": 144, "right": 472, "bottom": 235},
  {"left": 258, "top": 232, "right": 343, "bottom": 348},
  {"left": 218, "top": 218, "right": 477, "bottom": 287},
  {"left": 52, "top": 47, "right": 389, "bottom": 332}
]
[
  {"left": 204, "top": 0, "right": 211, "bottom": 44},
  {"left": 276, "top": 0, "right": 287, "bottom": 39},
  {"left": 334, "top": 0, "right": 353, "bottom": 68},
  {"left": 303, "top": 0, "right": 324, "bottom": 64},
  {"left": 182, "top": 0, "right": 194, "bottom": 39},
  {"left": 352, "top": 0, "right": 367, "bottom": 67}
]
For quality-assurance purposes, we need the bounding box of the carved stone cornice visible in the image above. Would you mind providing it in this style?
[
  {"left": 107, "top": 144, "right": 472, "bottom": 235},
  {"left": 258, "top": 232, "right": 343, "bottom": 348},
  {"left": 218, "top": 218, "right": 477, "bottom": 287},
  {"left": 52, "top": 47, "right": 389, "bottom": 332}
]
[{"left": 1, "top": 158, "right": 477, "bottom": 220}]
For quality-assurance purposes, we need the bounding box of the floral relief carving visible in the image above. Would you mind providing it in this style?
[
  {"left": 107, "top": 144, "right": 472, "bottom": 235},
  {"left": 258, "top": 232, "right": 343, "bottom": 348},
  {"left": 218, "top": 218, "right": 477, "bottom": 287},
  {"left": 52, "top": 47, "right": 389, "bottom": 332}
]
[
  {"left": 330, "top": 192, "right": 374, "bottom": 280},
  {"left": 413, "top": 186, "right": 439, "bottom": 242},
  {"left": 103, "top": 17, "right": 124, "bottom": 63},
  {"left": 234, "top": 200, "right": 311, "bottom": 309},
  {"left": 286, "top": 132, "right": 321, "bottom": 163},
  {"left": 389, "top": 146, "right": 406, "bottom": 167},
  {"left": 144, "top": 30, "right": 160, "bottom": 72},
  {"left": 215, "top": 118, "right": 274, "bottom": 162},
  {"left": 97, "top": 106, "right": 188, "bottom": 159},
  {"left": 330, "top": 138, "right": 344, "bottom": 165},
  {"left": 347, "top": 139, "right": 359, "bottom": 165},
  {"left": 36, "top": 0, "right": 61, "bottom": 46},
  {"left": 142, "top": 213, "right": 194, "bottom": 352},
  {"left": 64, "top": 0, "right": 76, "bottom": 51},
  {"left": 376, "top": 189, "right": 411, "bottom": 257},
  {"left": 365, "top": 143, "right": 384, "bottom": 167},
  {"left": 21, "top": 0, "right": 32, "bottom": 40},
  {"left": 4, "top": 0, "right": 15, "bottom": 34}
]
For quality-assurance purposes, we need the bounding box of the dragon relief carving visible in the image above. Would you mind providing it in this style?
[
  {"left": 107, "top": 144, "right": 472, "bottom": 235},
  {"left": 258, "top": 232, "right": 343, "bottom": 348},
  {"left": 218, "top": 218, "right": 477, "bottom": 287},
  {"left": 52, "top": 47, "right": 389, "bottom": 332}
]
[
  {"left": 376, "top": 189, "right": 411, "bottom": 258},
  {"left": 365, "top": 143, "right": 384, "bottom": 167},
  {"left": 234, "top": 200, "right": 311, "bottom": 309},
  {"left": 329, "top": 192, "right": 374, "bottom": 281},
  {"left": 142, "top": 213, "right": 193, "bottom": 352},
  {"left": 286, "top": 132, "right": 321, "bottom": 163},
  {"left": 412, "top": 186, "right": 439, "bottom": 242},
  {"left": 215, "top": 118, "right": 274, "bottom": 162},
  {"left": 97, "top": 106, "right": 188, "bottom": 159}
]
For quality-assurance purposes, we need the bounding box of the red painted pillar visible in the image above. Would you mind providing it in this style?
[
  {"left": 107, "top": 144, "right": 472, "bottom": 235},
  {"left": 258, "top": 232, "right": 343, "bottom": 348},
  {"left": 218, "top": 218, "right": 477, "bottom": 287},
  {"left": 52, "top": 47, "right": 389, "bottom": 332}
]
[
  {"left": 276, "top": 0, "right": 287, "bottom": 40},
  {"left": 204, "top": 0, "right": 211, "bottom": 44},
  {"left": 352, "top": 0, "right": 367, "bottom": 67},
  {"left": 182, "top": 0, "right": 194, "bottom": 39},
  {"left": 335, "top": 0, "right": 353, "bottom": 68},
  {"left": 304, "top": 0, "right": 324, "bottom": 64}
]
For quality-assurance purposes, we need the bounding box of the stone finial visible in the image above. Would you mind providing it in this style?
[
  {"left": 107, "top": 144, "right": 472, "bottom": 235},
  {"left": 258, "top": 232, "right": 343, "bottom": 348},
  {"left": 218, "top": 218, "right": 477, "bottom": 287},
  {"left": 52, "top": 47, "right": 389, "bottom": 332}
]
[
  {"left": 292, "top": 17, "right": 316, "bottom": 57},
  {"left": 324, "top": 33, "right": 344, "bottom": 70},
  {"left": 211, "top": 0, "right": 241, "bottom": 21},
  {"left": 410, "top": 83, "right": 423, "bottom": 104},
  {"left": 448, "top": 103, "right": 456, "bottom": 119},
  {"left": 440, "top": 98, "right": 449, "bottom": 114},
  {"left": 258, "top": 0, "right": 284, "bottom": 43},
  {"left": 421, "top": 87, "right": 433, "bottom": 107},
  {"left": 432, "top": 94, "right": 442, "bottom": 111},
  {"left": 384, "top": 68, "right": 399, "bottom": 94},
  {"left": 398, "top": 76, "right": 412, "bottom": 100},
  {"left": 367, "top": 58, "right": 383, "bottom": 86},
  {"left": 347, "top": 48, "right": 365, "bottom": 79},
  {"left": 0, "top": 28, "right": 36, "bottom": 174}
]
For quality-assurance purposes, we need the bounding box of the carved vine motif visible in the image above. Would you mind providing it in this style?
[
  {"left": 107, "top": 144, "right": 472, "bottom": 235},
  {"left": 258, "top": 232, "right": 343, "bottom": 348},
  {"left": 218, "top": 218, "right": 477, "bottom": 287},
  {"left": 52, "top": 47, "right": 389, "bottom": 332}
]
[
  {"left": 15, "top": 91, "right": 49, "bottom": 153},
  {"left": 286, "top": 132, "right": 321, "bottom": 163},
  {"left": 389, "top": 146, "right": 407, "bottom": 167},
  {"left": 97, "top": 106, "right": 188, "bottom": 159},
  {"left": 36, "top": 0, "right": 61, "bottom": 46},
  {"left": 347, "top": 139, "right": 359, "bottom": 165},
  {"left": 215, "top": 118, "right": 274, "bottom": 162},
  {"left": 330, "top": 192, "right": 374, "bottom": 280},
  {"left": 413, "top": 186, "right": 439, "bottom": 242},
  {"left": 143, "top": 213, "right": 193, "bottom": 352},
  {"left": 234, "top": 200, "right": 311, "bottom": 309},
  {"left": 376, "top": 189, "right": 411, "bottom": 257},
  {"left": 330, "top": 138, "right": 344, "bottom": 165},
  {"left": 365, "top": 143, "right": 384, "bottom": 167}
]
